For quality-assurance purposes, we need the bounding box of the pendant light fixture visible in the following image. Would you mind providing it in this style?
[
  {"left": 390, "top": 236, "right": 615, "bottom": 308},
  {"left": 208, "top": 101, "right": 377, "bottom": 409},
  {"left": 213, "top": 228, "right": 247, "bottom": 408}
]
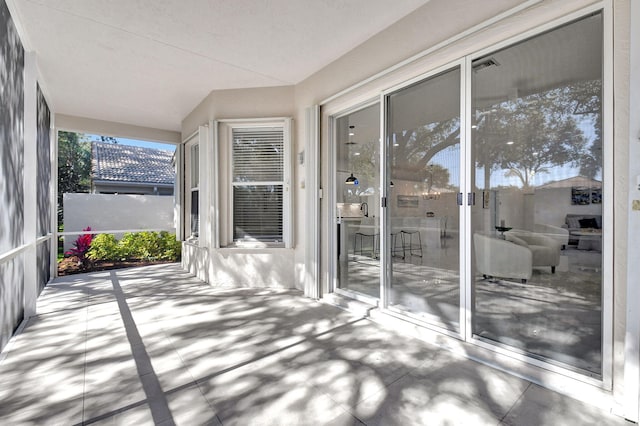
[
  {"left": 345, "top": 125, "right": 358, "bottom": 185},
  {"left": 345, "top": 173, "right": 358, "bottom": 185}
]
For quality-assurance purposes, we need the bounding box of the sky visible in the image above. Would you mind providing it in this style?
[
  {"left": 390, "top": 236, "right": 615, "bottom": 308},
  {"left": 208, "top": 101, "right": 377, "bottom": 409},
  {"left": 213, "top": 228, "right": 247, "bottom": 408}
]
[{"left": 87, "top": 134, "right": 176, "bottom": 152}]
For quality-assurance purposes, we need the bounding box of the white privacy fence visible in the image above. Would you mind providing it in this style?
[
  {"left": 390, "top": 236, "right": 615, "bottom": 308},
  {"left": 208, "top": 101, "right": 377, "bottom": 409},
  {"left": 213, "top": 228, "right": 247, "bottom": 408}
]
[{"left": 62, "top": 193, "right": 175, "bottom": 251}]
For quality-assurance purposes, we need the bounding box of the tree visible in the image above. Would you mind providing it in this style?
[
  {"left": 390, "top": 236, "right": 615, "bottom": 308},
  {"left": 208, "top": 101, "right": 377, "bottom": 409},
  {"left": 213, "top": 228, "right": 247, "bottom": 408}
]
[
  {"left": 57, "top": 131, "right": 91, "bottom": 223},
  {"left": 474, "top": 82, "right": 598, "bottom": 189},
  {"left": 349, "top": 80, "right": 600, "bottom": 192},
  {"left": 377, "top": 116, "right": 460, "bottom": 194},
  {"left": 391, "top": 119, "right": 459, "bottom": 183},
  {"left": 351, "top": 138, "right": 378, "bottom": 186},
  {"left": 100, "top": 135, "right": 118, "bottom": 143},
  {"left": 348, "top": 134, "right": 452, "bottom": 195},
  {"left": 572, "top": 80, "right": 602, "bottom": 179},
  {"left": 424, "top": 163, "right": 450, "bottom": 193}
]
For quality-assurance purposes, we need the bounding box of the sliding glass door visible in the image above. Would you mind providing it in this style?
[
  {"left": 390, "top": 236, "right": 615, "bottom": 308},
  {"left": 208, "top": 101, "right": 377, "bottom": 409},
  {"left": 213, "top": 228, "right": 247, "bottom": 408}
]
[
  {"left": 329, "top": 10, "right": 605, "bottom": 378},
  {"left": 385, "top": 67, "right": 462, "bottom": 331},
  {"left": 470, "top": 13, "right": 604, "bottom": 375},
  {"left": 334, "top": 103, "right": 381, "bottom": 298}
]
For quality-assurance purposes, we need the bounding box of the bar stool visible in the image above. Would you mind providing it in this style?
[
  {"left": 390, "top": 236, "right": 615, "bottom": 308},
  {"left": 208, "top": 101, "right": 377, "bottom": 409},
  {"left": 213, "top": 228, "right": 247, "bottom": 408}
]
[
  {"left": 401, "top": 217, "right": 423, "bottom": 258},
  {"left": 353, "top": 218, "right": 378, "bottom": 258},
  {"left": 390, "top": 217, "right": 406, "bottom": 259}
]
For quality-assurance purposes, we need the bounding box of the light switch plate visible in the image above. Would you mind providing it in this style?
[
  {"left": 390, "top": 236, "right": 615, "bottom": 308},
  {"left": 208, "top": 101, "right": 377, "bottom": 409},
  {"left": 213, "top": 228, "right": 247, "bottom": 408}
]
[{"left": 633, "top": 200, "right": 640, "bottom": 211}]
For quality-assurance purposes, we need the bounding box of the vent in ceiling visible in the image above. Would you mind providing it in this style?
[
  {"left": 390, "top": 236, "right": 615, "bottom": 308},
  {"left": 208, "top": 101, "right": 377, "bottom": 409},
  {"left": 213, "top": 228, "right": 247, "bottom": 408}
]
[{"left": 472, "top": 57, "right": 501, "bottom": 72}]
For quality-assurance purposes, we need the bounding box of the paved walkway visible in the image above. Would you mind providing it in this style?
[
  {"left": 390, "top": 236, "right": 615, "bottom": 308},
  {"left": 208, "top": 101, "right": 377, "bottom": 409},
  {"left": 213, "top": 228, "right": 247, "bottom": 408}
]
[{"left": 0, "top": 264, "right": 629, "bottom": 425}]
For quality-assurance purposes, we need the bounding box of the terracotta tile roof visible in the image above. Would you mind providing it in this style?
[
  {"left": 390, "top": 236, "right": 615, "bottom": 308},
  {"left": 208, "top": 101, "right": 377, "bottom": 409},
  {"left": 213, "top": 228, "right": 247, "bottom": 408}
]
[{"left": 91, "top": 142, "right": 175, "bottom": 185}]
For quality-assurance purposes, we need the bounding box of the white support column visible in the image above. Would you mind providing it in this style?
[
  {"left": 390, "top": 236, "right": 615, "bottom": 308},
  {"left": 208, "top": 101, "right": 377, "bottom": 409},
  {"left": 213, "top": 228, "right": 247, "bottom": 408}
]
[
  {"left": 210, "top": 121, "right": 220, "bottom": 249},
  {"left": 174, "top": 143, "right": 184, "bottom": 241},
  {"left": 23, "top": 52, "right": 37, "bottom": 317},
  {"left": 198, "top": 125, "right": 210, "bottom": 250},
  {"left": 624, "top": 0, "right": 640, "bottom": 422},
  {"left": 49, "top": 117, "right": 57, "bottom": 279},
  {"left": 283, "top": 118, "right": 293, "bottom": 249},
  {"left": 304, "top": 106, "right": 320, "bottom": 299},
  {"left": 379, "top": 92, "right": 389, "bottom": 308}
]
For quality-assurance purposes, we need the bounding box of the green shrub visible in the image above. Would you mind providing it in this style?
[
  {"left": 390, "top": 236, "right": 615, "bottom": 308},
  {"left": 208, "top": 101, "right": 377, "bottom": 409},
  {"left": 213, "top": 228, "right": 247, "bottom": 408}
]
[
  {"left": 88, "top": 231, "right": 181, "bottom": 262},
  {"left": 119, "top": 231, "right": 156, "bottom": 260},
  {"left": 88, "top": 234, "right": 121, "bottom": 261},
  {"left": 158, "top": 231, "right": 182, "bottom": 261}
]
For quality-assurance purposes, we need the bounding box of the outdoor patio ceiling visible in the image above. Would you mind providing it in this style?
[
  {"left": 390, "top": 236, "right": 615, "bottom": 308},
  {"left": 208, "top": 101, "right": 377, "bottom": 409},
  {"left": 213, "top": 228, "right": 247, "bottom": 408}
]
[{"left": 7, "top": 0, "right": 434, "bottom": 131}]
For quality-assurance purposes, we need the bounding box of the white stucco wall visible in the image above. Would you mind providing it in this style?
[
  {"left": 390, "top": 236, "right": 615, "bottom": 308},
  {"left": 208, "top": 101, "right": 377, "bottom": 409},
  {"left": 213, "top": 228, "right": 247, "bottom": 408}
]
[
  {"left": 181, "top": 86, "right": 295, "bottom": 137},
  {"left": 623, "top": 0, "right": 640, "bottom": 420},
  {"left": 182, "top": 242, "right": 295, "bottom": 289},
  {"left": 181, "top": 85, "right": 297, "bottom": 289},
  {"left": 533, "top": 188, "right": 603, "bottom": 227},
  {"left": 63, "top": 193, "right": 175, "bottom": 250}
]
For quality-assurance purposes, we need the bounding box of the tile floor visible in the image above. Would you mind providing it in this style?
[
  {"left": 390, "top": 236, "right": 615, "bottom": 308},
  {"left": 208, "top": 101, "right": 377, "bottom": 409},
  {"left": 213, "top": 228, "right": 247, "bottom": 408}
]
[
  {"left": 0, "top": 264, "right": 629, "bottom": 425},
  {"left": 340, "top": 243, "right": 602, "bottom": 374}
]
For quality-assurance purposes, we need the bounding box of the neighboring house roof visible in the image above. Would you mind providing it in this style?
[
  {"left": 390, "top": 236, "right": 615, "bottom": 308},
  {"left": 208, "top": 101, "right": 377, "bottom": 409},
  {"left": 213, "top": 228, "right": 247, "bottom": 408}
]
[
  {"left": 537, "top": 175, "right": 602, "bottom": 189},
  {"left": 91, "top": 142, "right": 175, "bottom": 185}
]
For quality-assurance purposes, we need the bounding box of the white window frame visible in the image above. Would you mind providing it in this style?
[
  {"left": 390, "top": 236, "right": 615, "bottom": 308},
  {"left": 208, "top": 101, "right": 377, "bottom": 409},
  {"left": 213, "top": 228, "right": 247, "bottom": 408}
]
[
  {"left": 184, "top": 135, "right": 199, "bottom": 242},
  {"left": 221, "top": 118, "right": 292, "bottom": 249}
]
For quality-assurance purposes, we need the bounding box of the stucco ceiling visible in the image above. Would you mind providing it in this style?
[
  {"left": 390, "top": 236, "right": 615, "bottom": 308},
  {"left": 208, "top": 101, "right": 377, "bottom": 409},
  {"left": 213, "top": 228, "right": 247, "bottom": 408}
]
[{"left": 9, "top": 0, "right": 431, "bottom": 132}]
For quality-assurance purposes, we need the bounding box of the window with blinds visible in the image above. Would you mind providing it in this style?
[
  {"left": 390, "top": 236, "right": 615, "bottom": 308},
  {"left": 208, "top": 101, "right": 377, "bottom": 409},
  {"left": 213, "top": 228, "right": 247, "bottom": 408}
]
[
  {"left": 188, "top": 142, "right": 199, "bottom": 239},
  {"left": 232, "top": 127, "right": 284, "bottom": 243}
]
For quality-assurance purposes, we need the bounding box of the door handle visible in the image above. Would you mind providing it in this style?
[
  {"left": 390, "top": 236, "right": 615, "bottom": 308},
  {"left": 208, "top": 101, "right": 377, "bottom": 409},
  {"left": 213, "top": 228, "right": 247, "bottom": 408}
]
[
  {"left": 457, "top": 193, "right": 463, "bottom": 206},
  {"left": 468, "top": 192, "right": 476, "bottom": 206}
]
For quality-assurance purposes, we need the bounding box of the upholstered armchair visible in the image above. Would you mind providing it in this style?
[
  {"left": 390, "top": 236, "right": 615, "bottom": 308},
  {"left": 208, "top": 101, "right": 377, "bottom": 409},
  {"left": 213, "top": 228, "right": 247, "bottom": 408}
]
[
  {"left": 534, "top": 223, "right": 569, "bottom": 250},
  {"left": 474, "top": 233, "right": 533, "bottom": 283},
  {"left": 506, "top": 229, "right": 561, "bottom": 274},
  {"left": 474, "top": 230, "right": 560, "bottom": 283}
]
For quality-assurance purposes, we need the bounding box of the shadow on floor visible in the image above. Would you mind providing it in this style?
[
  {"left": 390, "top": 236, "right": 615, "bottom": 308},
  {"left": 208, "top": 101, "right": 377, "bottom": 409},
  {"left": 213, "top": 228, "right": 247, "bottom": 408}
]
[{"left": 0, "top": 264, "right": 626, "bottom": 425}]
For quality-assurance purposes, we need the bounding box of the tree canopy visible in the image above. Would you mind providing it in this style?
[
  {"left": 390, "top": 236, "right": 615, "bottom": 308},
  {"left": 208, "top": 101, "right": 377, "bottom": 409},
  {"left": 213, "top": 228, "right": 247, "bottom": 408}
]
[
  {"left": 474, "top": 81, "right": 601, "bottom": 188},
  {"left": 100, "top": 135, "right": 118, "bottom": 143},
  {"left": 386, "top": 80, "right": 602, "bottom": 190},
  {"left": 57, "top": 131, "right": 90, "bottom": 222},
  {"left": 346, "top": 80, "right": 601, "bottom": 193}
]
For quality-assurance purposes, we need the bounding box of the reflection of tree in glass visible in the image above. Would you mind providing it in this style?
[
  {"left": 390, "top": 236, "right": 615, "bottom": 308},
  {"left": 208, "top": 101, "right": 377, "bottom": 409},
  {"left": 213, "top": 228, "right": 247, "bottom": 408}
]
[
  {"left": 572, "top": 80, "right": 602, "bottom": 179},
  {"left": 475, "top": 80, "right": 601, "bottom": 188},
  {"left": 390, "top": 118, "right": 459, "bottom": 185},
  {"left": 350, "top": 138, "right": 378, "bottom": 188},
  {"left": 424, "top": 164, "right": 450, "bottom": 192}
]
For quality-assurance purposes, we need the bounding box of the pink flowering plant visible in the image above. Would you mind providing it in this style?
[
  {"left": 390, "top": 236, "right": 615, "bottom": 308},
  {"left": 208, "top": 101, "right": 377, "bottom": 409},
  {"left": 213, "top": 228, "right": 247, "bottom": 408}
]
[{"left": 65, "top": 226, "right": 94, "bottom": 265}]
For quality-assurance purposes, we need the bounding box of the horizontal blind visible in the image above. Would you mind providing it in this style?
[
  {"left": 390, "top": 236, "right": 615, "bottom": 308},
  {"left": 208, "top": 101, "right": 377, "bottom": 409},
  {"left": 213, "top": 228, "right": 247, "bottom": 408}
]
[
  {"left": 233, "top": 185, "right": 283, "bottom": 242},
  {"left": 190, "top": 144, "right": 199, "bottom": 188},
  {"left": 232, "top": 127, "right": 284, "bottom": 243},
  {"left": 233, "top": 128, "right": 283, "bottom": 182},
  {"left": 190, "top": 190, "right": 199, "bottom": 237}
]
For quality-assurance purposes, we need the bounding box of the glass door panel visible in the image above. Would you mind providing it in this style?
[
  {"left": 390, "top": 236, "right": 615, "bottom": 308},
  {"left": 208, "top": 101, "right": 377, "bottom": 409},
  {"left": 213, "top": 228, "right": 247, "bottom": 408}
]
[
  {"left": 335, "top": 103, "right": 381, "bottom": 298},
  {"left": 386, "top": 68, "right": 461, "bottom": 330},
  {"left": 471, "top": 14, "right": 603, "bottom": 375}
]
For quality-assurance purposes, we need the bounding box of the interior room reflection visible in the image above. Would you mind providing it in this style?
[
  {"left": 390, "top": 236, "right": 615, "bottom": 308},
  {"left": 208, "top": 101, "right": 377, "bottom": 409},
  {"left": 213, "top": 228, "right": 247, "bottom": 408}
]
[
  {"left": 336, "top": 104, "right": 382, "bottom": 299},
  {"left": 334, "top": 13, "right": 603, "bottom": 376},
  {"left": 386, "top": 66, "right": 462, "bottom": 332},
  {"left": 471, "top": 13, "right": 603, "bottom": 375}
]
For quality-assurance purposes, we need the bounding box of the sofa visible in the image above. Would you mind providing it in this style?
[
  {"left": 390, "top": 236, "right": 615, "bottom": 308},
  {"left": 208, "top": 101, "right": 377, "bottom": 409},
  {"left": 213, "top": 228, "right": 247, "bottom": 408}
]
[
  {"left": 563, "top": 214, "right": 602, "bottom": 245},
  {"left": 474, "top": 230, "right": 560, "bottom": 283}
]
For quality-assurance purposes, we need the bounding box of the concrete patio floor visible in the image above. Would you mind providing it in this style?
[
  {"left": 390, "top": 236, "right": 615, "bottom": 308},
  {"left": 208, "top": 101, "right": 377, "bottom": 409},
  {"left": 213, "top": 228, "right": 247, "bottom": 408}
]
[{"left": 0, "top": 264, "right": 629, "bottom": 425}]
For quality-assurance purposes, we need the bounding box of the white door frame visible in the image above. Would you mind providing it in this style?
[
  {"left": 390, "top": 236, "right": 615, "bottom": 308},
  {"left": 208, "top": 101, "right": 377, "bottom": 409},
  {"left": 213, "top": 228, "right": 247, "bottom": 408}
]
[{"left": 320, "top": 0, "right": 616, "bottom": 406}]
